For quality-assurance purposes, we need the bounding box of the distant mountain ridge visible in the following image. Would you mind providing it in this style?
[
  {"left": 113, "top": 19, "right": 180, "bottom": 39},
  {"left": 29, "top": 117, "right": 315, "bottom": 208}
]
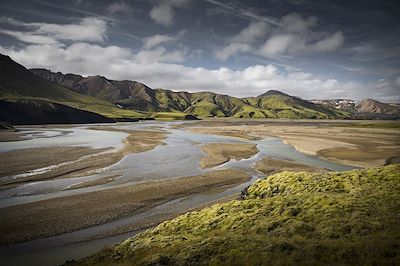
[
  {"left": 0, "top": 53, "right": 397, "bottom": 125},
  {"left": 31, "top": 68, "right": 350, "bottom": 119},
  {"left": 356, "top": 99, "right": 400, "bottom": 115},
  {"left": 311, "top": 98, "right": 400, "bottom": 119}
]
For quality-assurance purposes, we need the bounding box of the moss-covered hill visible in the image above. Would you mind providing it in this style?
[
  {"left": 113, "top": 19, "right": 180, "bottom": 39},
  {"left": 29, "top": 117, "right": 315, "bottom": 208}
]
[{"left": 70, "top": 164, "right": 400, "bottom": 266}]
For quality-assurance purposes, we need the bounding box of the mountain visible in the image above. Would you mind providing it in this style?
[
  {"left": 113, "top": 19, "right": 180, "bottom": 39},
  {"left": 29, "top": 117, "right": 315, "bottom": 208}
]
[
  {"left": 0, "top": 99, "right": 113, "bottom": 125},
  {"left": 31, "top": 68, "right": 349, "bottom": 119},
  {"left": 311, "top": 98, "right": 400, "bottom": 119},
  {"left": 31, "top": 68, "right": 162, "bottom": 112},
  {"left": 71, "top": 164, "right": 400, "bottom": 265},
  {"left": 244, "top": 91, "right": 350, "bottom": 119},
  {"left": 311, "top": 99, "right": 357, "bottom": 112},
  {"left": 356, "top": 99, "right": 400, "bottom": 115},
  {"left": 7, "top": 54, "right": 397, "bottom": 122},
  {"left": 0, "top": 54, "right": 146, "bottom": 124}
]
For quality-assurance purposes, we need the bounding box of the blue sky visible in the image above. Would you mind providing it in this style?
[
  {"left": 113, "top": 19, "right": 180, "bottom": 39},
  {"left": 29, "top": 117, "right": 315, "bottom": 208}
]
[{"left": 0, "top": 0, "right": 399, "bottom": 101}]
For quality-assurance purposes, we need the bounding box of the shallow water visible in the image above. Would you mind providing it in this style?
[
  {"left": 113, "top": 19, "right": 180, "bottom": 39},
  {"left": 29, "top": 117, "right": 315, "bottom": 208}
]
[
  {"left": 0, "top": 121, "right": 357, "bottom": 266},
  {"left": 0, "top": 126, "right": 128, "bottom": 152}
]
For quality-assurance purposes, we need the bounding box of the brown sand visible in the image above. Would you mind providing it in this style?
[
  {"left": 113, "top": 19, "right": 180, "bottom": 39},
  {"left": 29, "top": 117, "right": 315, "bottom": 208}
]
[
  {"left": 0, "top": 169, "right": 249, "bottom": 245},
  {"left": 200, "top": 143, "right": 259, "bottom": 168},
  {"left": 0, "top": 130, "right": 25, "bottom": 142},
  {"left": 0, "top": 146, "right": 108, "bottom": 178},
  {"left": 184, "top": 120, "right": 400, "bottom": 168},
  {"left": 255, "top": 157, "right": 328, "bottom": 176},
  {"left": 64, "top": 175, "right": 119, "bottom": 190}
]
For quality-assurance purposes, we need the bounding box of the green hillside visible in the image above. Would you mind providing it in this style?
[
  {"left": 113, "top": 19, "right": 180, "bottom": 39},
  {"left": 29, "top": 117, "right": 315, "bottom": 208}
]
[
  {"left": 71, "top": 164, "right": 400, "bottom": 265},
  {"left": 0, "top": 55, "right": 146, "bottom": 119},
  {"left": 244, "top": 91, "right": 350, "bottom": 119},
  {"left": 31, "top": 66, "right": 349, "bottom": 119}
]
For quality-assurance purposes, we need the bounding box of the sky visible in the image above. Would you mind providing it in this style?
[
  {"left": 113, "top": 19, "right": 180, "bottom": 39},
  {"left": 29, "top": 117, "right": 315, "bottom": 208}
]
[{"left": 0, "top": 0, "right": 399, "bottom": 102}]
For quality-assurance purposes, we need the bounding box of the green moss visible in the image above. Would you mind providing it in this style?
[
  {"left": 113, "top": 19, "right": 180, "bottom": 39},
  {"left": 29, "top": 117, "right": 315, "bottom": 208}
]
[
  {"left": 153, "top": 112, "right": 188, "bottom": 120},
  {"left": 72, "top": 164, "right": 400, "bottom": 265},
  {"left": 232, "top": 105, "right": 277, "bottom": 118}
]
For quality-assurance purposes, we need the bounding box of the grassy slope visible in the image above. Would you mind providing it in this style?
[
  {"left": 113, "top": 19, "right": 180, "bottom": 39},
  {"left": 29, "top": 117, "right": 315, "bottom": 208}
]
[
  {"left": 0, "top": 55, "right": 146, "bottom": 119},
  {"left": 73, "top": 164, "right": 400, "bottom": 265},
  {"left": 245, "top": 95, "right": 350, "bottom": 119},
  {"left": 155, "top": 89, "right": 349, "bottom": 119}
]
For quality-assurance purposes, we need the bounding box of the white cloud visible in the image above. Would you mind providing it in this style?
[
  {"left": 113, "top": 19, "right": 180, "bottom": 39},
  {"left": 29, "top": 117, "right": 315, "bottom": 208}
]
[
  {"left": 36, "top": 17, "right": 107, "bottom": 42},
  {"left": 150, "top": 3, "right": 174, "bottom": 26},
  {"left": 1, "top": 42, "right": 383, "bottom": 101},
  {"left": 216, "top": 13, "right": 344, "bottom": 60},
  {"left": 0, "top": 17, "right": 108, "bottom": 44},
  {"left": 106, "top": 1, "right": 132, "bottom": 14},
  {"left": 230, "top": 21, "right": 269, "bottom": 44},
  {"left": 0, "top": 29, "right": 59, "bottom": 45},
  {"left": 136, "top": 46, "right": 187, "bottom": 63},
  {"left": 259, "top": 34, "right": 294, "bottom": 57},
  {"left": 312, "top": 31, "right": 344, "bottom": 52},
  {"left": 280, "top": 13, "right": 317, "bottom": 33},
  {"left": 149, "top": 0, "right": 189, "bottom": 26},
  {"left": 143, "top": 34, "right": 176, "bottom": 49},
  {"left": 215, "top": 43, "right": 251, "bottom": 60}
]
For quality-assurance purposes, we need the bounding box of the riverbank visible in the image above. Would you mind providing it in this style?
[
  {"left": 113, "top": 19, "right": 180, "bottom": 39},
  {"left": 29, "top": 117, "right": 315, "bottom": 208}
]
[
  {"left": 255, "top": 157, "right": 328, "bottom": 175},
  {"left": 200, "top": 143, "right": 259, "bottom": 168},
  {"left": 0, "top": 127, "right": 166, "bottom": 187},
  {"left": 0, "top": 169, "right": 249, "bottom": 246},
  {"left": 183, "top": 119, "right": 400, "bottom": 168},
  {"left": 0, "top": 146, "right": 109, "bottom": 179}
]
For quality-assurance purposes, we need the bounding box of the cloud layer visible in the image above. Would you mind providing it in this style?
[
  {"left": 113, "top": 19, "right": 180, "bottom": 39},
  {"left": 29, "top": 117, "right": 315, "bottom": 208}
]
[{"left": 0, "top": 17, "right": 107, "bottom": 44}]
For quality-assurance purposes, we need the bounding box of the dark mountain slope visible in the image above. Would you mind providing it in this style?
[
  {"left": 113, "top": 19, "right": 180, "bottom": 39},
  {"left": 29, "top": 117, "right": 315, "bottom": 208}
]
[
  {"left": 31, "top": 69, "right": 162, "bottom": 111},
  {"left": 0, "top": 100, "right": 113, "bottom": 125},
  {"left": 0, "top": 54, "right": 145, "bottom": 122}
]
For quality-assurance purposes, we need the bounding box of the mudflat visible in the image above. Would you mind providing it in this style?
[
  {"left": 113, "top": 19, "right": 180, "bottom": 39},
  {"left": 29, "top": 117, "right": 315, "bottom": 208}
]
[
  {"left": 0, "top": 127, "right": 166, "bottom": 186},
  {"left": 0, "top": 169, "right": 249, "bottom": 245},
  {"left": 200, "top": 143, "right": 259, "bottom": 168},
  {"left": 0, "top": 130, "right": 26, "bottom": 142},
  {"left": 0, "top": 146, "right": 108, "bottom": 179},
  {"left": 184, "top": 119, "right": 400, "bottom": 168},
  {"left": 255, "top": 157, "right": 328, "bottom": 175}
]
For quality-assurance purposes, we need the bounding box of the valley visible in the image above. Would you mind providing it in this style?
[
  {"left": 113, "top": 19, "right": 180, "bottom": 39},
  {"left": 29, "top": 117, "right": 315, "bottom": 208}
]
[
  {"left": 0, "top": 1, "right": 399, "bottom": 265},
  {"left": 0, "top": 119, "right": 398, "bottom": 266}
]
